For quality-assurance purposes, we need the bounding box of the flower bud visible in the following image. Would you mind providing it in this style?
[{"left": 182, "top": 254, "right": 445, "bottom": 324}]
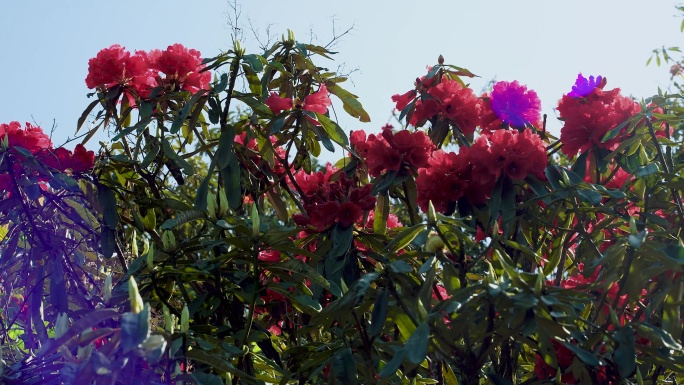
[
  {"left": 146, "top": 242, "right": 155, "bottom": 271},
  {"left": 206, "top": 191, "right": 217, "bottom": 219},
  {"left": 103, "top": 272, "right": 112, "bottom": 304},
  {"left": 251, "top": 204, "right": 260, "bottom": 237},
  {"left": 54, "top": 312, "right": 69, "bottom": 339},
  {"left": 131, "top": 229, "right": 138, "bottom": 258},
  {"left": 425, "top": 233, "right": 445, "bottom": 253},
  {"left": 128, "top": 277, "right": 144, "bottom": 314},
  {"left": 163, "top": 305, "right": 175, "bottom": 334},
  {"left": 218, "top": 189, "right": 229, "bottom": 217},
  {"left": 162, "top": 230, "right": 176, "bottom": 251},
  {"left": 180, "top": 305, "right": 189, "bottom": 334}
]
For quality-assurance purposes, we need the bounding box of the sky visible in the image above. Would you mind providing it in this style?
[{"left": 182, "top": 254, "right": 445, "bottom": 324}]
[{"left": 1, "top": 0, "right": 682, "bottom": 159}]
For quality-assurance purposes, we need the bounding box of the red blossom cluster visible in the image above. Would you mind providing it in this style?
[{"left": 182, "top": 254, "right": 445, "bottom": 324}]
[
  {"left": 350, "top": 125, "right": 435, "bottom": 176},
  {"left": 416, "top": 128, "right": 547, "bottom": 212},
  {"left": 559, "top": 263, "right": 646, "bottom": 322},
  {"left": 392, "top": 78, "right": 482, "bottom": 133},
  {"left": 291, "top": 165, "right": 376, "bottom": 231},
  {"left": 39, "top": 144, "right": 96, "bottom": 173},
  {"left": 85, "top": 44, "right": 211, "bottom": 101},
  {"left": 558, "top": 80, "right": 641, "bottom": 157},
  {"left": 0, "top": 122, "right": 95, "bottom": 193},
  {"left": 533, "top": 340, "right": 618, "bottom": 384}
]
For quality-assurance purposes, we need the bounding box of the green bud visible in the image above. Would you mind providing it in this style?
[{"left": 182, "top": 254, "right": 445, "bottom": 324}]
[
  {"left": 251, "top": 204, "right": 260, "bottom": 237},
  {"left": 142, "top": 237, "right": 150, "bottom": 256},
  {"left": 128, "top": 277, "right": 144, "bottom": 314},
  {"left": 131, "top": 229, "right": 138, "bottom": 258},
  {"left": 54, "top": 312, "right": 69, "bottom": 339},
  {"left": 180, "top": 305, "right": 189, "bottom": 334},
  {"left": 146, "top": 242, "right": 155, "bottom": 271},
  {"left": 218, "top": 189, "right": 229, "bottom": 217},
  {"left": 206, "top": 191, "right": 217, "bottom": 219},
  {"left": 162, "top": 230, "right": 176, "bottom": 251},
  {"left": 103, "top": 272, "right": 112, "bottom": 304},
  {"left": 163, "top": 305, "right": 175, "bottom": 334},
  {"left": 427, "top": 200, "right": 437, "bottom": 225}
]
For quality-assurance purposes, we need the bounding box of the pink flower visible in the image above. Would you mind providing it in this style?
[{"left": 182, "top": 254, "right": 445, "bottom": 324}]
[
  {"left": 265, "top": 85, "right": 331, "bottom": 115},
  {"left": 265, "top": 93, "right": 294, "bottom": 114}
]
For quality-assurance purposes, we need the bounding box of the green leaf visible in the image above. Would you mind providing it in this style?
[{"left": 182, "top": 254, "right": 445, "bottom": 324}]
[
  {"left": 242, "top": 54, "right": 264, "bottom": 72},
  {"left": 635, "top": 162, "right": 659, "bottom": 178},
  {"left": 332, "top": 347, "right": 358, "bottom": 385},
  {"left": 160, "top": 209, "right": 208, "bottom": 230},
  {"left": 379, "top": 348, "right": 406, "bottom": 378},
  {"left": 374, "top": 192, "right": 390, "bottom": 235},
  {"left": 121, "top": 304, "right": 151, "bottom": 351},
  {"left": 313, "top": 112, "right": 349, "bottom": 147},
  {"left": 77, "top": 99, "right": 100, "bottom": 134},
  {"left": 383, "top": 224, "right": 425, "bottom": 255},
  {"left": 562, "top": 343, "right": 600, "bottom": 367},
  {"left": 36, "top": 308, "right": 119, "bottom": 359},
  {"left": 613, "top": 326, "right": 636, "bottom": 378},
  {"left": 325, "top": 82, "right": 371, "bottom": 122},
  {"left": 186, "top": 349, "right": 259, "bottom": 384},
  {"left": 192, "top": 372, "right": 224, "bottom": 385},
  {"left": 369, "top": 289, "right": 389, "bottom": 337},
  {"left": 405, "top": 322, "right": 429, "bottom": 364}
]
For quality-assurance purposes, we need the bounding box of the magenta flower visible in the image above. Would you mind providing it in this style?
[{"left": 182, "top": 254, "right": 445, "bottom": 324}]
[
  {"left": 567, "top": 73, "right": 603, "bottom": 98},
  {"left": 490, "top": 80, "right": 541, "bottom": 128}
]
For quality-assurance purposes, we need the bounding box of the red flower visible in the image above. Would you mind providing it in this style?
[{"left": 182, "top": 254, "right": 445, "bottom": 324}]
[
  {"left": 352, "top": 127, "right": 435, "bottom": 177},
  {"left": 427, "top": 79, "right": 482, "bottom": 134},
  {"left": 258, "top": 249, "right": 282, "bottom": 263},
  {"left": 0, "top": 121, "right": 52, "bottom": 154},
  {"left": 146, "top": 44, "right": 211, "bottom": 94},
  {"left": 558, "top": 82, "right": 640, "bottom": 157},
  {"left": 337, "top": 202, "right": 362, "bottom": 228},
  {"left": 391, "top": 89, "right": 417, "bottom": 111},
  {"left": 39, "top": 144, "right": 95, "bottom": 172},
  {"left": 85, "top": 44, "right": 149, "bottom": 90}
]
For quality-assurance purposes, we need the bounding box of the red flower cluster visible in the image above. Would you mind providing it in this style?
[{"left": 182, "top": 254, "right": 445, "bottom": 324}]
[
  {"left": 0, "top": 121, "right": 52, "bottom": 154},
  {"left": 392, "top": 78, "right": 482, "bottom": 133},
  {"left": 0, "top": 122, "right": 95, "bottom": 193},
  {"left": 350, "top": 125, "right": 435, "bottom": 176},
  {"left": 265, "top": 84, "right": 332, "bottom": 115},
  {"left": 533, "top": 340, "right": 617, "bottom": 384},
  {"left": 40, "top": 144, "right": 96, "bottom": 173},
  {"left": 559, "top": 263, "right": 645, "bottom": 322},
  {"left": 416, "top": 129, "right": 547, "bottom": 212},
  {"left": 85, "top": 44, "right": 211, "bottom": 99},
  {"left": 558, "top": 79, "right": 641, "bottom": 157},
  {"left": 291, "top": 165, "right": 376, "bottom": 231}
]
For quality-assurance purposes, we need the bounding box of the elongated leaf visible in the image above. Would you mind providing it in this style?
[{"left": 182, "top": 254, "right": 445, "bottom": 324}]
[
  {"left": 326, "top": 82, "right": 371, "bottom": 122},
  {"left": 160, "top": 209, "right": 208, "bottom": 230},
  {"left": 383, "top": 224, "right": 425, "bottom": 255},
  {"left": 37, "top": 309, "right": 119, "bottom": 359},
  {"left": 314, "top": 112, "right": 349, "bottom": 147}
]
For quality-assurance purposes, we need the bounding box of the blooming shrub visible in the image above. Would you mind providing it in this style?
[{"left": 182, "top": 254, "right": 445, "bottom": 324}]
[{"left": 1, "top": 23, "right": 684, "bottom": 385}]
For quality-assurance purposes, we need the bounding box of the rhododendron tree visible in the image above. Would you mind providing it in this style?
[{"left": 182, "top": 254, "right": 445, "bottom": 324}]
[{"left": 2, "top": 14, "right": 684, "bottom": 385}]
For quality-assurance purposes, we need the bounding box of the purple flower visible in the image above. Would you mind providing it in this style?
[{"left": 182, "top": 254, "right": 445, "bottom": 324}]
[
  {"left": 490, "top": 80, "right": 541, "bottom": 128},
  {"left": 568, "top": 73, "right": 603, "bottom": 98}
]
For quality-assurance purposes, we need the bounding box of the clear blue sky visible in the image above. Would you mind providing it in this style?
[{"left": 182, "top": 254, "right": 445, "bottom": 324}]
[{"left": 1, "top": 0, "right": 681, "bottom": 155}]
